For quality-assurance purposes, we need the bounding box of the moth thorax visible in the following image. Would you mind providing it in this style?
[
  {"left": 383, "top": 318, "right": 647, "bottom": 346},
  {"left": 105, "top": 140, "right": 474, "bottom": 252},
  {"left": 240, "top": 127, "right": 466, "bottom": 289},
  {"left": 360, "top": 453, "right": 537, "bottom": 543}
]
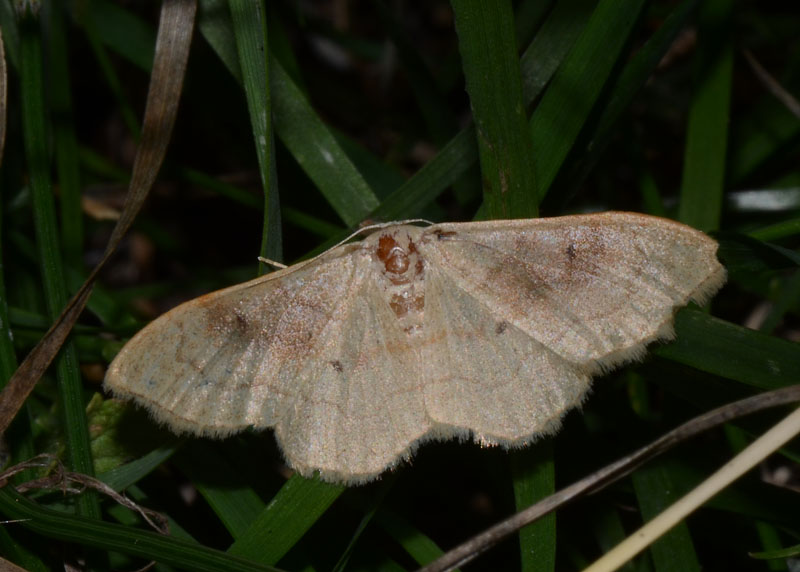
[
  {"left": 375, "top": 231, "right": 423, "bottom": 285},
  {"left": 371, "top": 229, "right": 426, "bottom": 330}
]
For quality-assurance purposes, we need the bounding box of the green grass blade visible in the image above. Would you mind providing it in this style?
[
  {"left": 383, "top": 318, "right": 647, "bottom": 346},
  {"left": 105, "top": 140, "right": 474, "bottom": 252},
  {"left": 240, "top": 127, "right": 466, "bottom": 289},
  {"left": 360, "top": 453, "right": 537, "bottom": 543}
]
[
  {"left": 511, "top": 3, "right": 611, "bottom": 565},
  {"left": 0, "top": 163, "right": 20, "bottom": 396},
  {"left": 19, "top": 5, "right": 99, "bottom": 519},
  {"left": 514, "top": 0, "right": 555, "bottom": 51},
  {"left": 588, "top": 506, "right": 639, "bottom": 572},
  {"left": 510, "top": 442, "right": 556, "bottom": 572},
  {"left": 228, "top": 474, "right": 345, "bottom": 565},
  {"left": 45, "top": 3, "right": 84, "bottom": 270},
  {"left": 372, "top": 0, "right": 458, "bottom": 148},
  {"left": 94, "top": 0, "right": 380, "bottom": 232},
  {"left": 271, "top": 58, "right": 380, "bottom": 226},
  {"left": 750, "top": 542, "right": 800, "bottom": 561},
  {"left": 173, "top": 442, "right": 266, "bottom": 539},
  {"left": 369, "top": 127, "right": 479, "bottom": 221},
  {"left": 654, "top": 309, "right": 800, "bottom": 390},
  {"left": 759, "top": 270, "right": 800, "bottom": 334},
  {"left": 331, "top": 478, "right": 394, "bottom": 572},
  {"left": 230, "top": 0, "right": 282, "bottom": 268},
  {"left": 748, "top": 218, "right": 800, "bottom": 242},
  {"left": 98, "top": 441, "right": 180, "bottom": 492},
  {"left": 451, "top": 0, "right": 538, "bottom": 218},
  {"left": 198, "top": 0, "right": 241, "bottom": 80},
  {"left": 0, "top": 526, "right": 48, "bottom": 572},
  {"left": 364, "top": 0, "right": 593, "bottom": 224},
  {"left": 86, "top": 0, "right": 155, "bottom": 71},
  {"left": 0, "top": 78, "right": 45, "bottom": 568},
  {"left": 281, "top": 206, "right": 344, "bottom": 238},
  {"left": 723, "top": 425, "right": 787, "bottom": 570},
  {"left": 565, "top": 0, "right": 698, "bottom": 196},
  {"left": 374, "top": 509, "right": 450, "bottom": 567},
  {"left": 371, "top": 0, "right": 483, "bottom": 213},
  {"left": 0, "top": 489, "right": 280, "bottom": 572},
  {"left": 332, "top": 129, "right": 406, "bottom": 198},
  {"left": 79, "top": 5, "right": 142, "bottom": 137},
  {"left": 519, "top": 0, "right": 594, "bottom": 105},
  {"left": 632, "top": 461, "right": 700, "bottom": 572},
  {"left": 729, "top": 99, "right": 800, "bottom": 187},
  {"left": 0, "top": 0, "right": 19, "bottom": 69},
  {"left": 174, "top": 164, "right": 261, "bottom": 208},
  {"left": 678, "top": 0, "right": 733, "bottom": 232},
  {"left": 201, "top": 0, "right": 591, "bottom": 226},
  {"left": 529, "top": 0, "right": 647, "bottom": 202},
  {"left": 447, "top": 4, "right": 601, "bottom": 566},
  {"left": 201, "top": 10, "right": 381, "bottom": 227},
  {"left": 0, "top": 273, "right": 17, "bottom": 389}
]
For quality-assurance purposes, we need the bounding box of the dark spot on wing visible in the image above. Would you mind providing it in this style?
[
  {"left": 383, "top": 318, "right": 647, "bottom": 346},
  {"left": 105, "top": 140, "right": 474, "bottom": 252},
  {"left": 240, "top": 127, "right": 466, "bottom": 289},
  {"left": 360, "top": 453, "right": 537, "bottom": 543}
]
[
  {"left": 330, "top": 360, "right": 344, "bottom": 373},
  {"left": 566, "top": 243, "right": 577, "bottom": 260},
  {"left": 567, "top": 242, "right": 577, "bottom": 260},
  {"left": 495, "top": 321, "right": 508, "bottom": 335},
  {"left": 432, "top": 229, "right": 457, "bottom": 241},
  {"left": 234, "top": 310, "right": 248, "bottom": 331}
]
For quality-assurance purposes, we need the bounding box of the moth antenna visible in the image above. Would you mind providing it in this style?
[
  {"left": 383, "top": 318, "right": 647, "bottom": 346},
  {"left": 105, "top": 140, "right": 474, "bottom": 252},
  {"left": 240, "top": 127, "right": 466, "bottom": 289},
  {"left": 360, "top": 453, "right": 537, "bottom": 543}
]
[
  {"left": 330, "top": 219, "right": 436, "bottom": 251},
  {"left": 257, "top": 257, "right": 289, "bottom": 270}
]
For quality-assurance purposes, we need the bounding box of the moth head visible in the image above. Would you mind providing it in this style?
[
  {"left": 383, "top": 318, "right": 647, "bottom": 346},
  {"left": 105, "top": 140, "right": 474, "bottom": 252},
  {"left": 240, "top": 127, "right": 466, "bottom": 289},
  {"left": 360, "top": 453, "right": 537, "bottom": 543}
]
[{"left": 369, "top": 226, "right": 424, "bottom": 284}]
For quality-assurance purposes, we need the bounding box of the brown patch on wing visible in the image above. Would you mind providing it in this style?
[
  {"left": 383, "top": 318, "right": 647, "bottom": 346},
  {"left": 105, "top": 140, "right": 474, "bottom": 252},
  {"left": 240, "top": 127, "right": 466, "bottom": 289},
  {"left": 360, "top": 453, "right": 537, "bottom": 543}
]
[
  {"left": 389, "top": 293, "right": 425, "bottom": 319},
  {"left": 557, "top": 228, "right": 609, "bottom": 288}
]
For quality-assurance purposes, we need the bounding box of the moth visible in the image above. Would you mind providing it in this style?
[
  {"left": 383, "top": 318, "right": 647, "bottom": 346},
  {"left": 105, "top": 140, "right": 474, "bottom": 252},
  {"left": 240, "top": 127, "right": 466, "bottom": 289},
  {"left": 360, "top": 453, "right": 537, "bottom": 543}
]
[{"left": 105, "top": 212, "right": 726, "bottom": 484}]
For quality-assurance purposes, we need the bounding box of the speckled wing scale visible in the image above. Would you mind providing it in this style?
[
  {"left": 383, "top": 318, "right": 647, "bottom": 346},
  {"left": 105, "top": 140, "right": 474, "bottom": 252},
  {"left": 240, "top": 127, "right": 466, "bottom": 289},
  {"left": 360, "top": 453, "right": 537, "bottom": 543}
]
[{"left": 105, "top": 212, "right": 726, "bottom": 484}]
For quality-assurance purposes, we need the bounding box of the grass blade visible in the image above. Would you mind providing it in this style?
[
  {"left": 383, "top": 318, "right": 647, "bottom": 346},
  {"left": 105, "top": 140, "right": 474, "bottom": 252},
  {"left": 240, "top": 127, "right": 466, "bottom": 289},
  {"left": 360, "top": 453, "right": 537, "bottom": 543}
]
[
  {"left": 228, "top": 474, "right": 345, "bottom": 565},
  {"left": 230, "top": 0, "right": 282, "bottom": 269},
  {"left": 654, "top": 309, "right": 800, "bottom": 390},
  {"left": 271, "top": 58, "right": 379, "bottom": 226},
  {"left": 451, "top": 0, "right": 538, "bottom": 218},
  {"left": 632, "top": 461, "right": 700, "bottom": 572},
  {"left": 19, "top": 4, "right": 99, "bottom": 519},
  {"left": 173, "top": 442, "right": 265, "bottom": 539},
  {"left": 678, "top": 0, "right": 733, "bottom": 231},
  {"left": 45, "top": 3, "right": 84, "bottom": 269},
  {"left": 529, "top": 0, "right": 647, "bottom": 202},
  {"left": 519, "top": 0, "right": 594, "bottom": 105},
  {"left": 0, "top": 489, "right": 280, "bottom": 572},
  {"left": 510, "top": 442, "right": 556, "bottom": 572},
  {"left": 564, "top": 0, "right": 699, "bottom": 199}
]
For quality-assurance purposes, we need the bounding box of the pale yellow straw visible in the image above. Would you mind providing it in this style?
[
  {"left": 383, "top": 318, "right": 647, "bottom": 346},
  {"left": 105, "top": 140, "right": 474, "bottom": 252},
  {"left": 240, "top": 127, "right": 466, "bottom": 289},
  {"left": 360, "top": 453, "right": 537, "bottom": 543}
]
[{"left": 584, "top": 405, "right": 800, "bottom": 572}]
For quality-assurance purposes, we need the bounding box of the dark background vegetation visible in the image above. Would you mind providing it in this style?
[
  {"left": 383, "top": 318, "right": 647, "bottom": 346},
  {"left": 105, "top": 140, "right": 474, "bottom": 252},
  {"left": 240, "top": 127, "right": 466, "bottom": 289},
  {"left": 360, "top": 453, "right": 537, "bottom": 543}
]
[{"left": 0, "top": 0, "right": 799, "bottom": 570}]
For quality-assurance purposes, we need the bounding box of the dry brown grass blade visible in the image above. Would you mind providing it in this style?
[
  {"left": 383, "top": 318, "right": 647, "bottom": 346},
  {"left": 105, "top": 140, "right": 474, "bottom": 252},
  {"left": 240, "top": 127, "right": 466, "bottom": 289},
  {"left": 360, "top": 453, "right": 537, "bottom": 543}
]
[
  {"left": 0, "top": 454, "right": 169, "bottom": 534},
  {"left": 0, "top": 0, "right": 197, "bottom": 435},
  {"left": 419, "top": 384, "right": 800, "bottom": 572}
]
